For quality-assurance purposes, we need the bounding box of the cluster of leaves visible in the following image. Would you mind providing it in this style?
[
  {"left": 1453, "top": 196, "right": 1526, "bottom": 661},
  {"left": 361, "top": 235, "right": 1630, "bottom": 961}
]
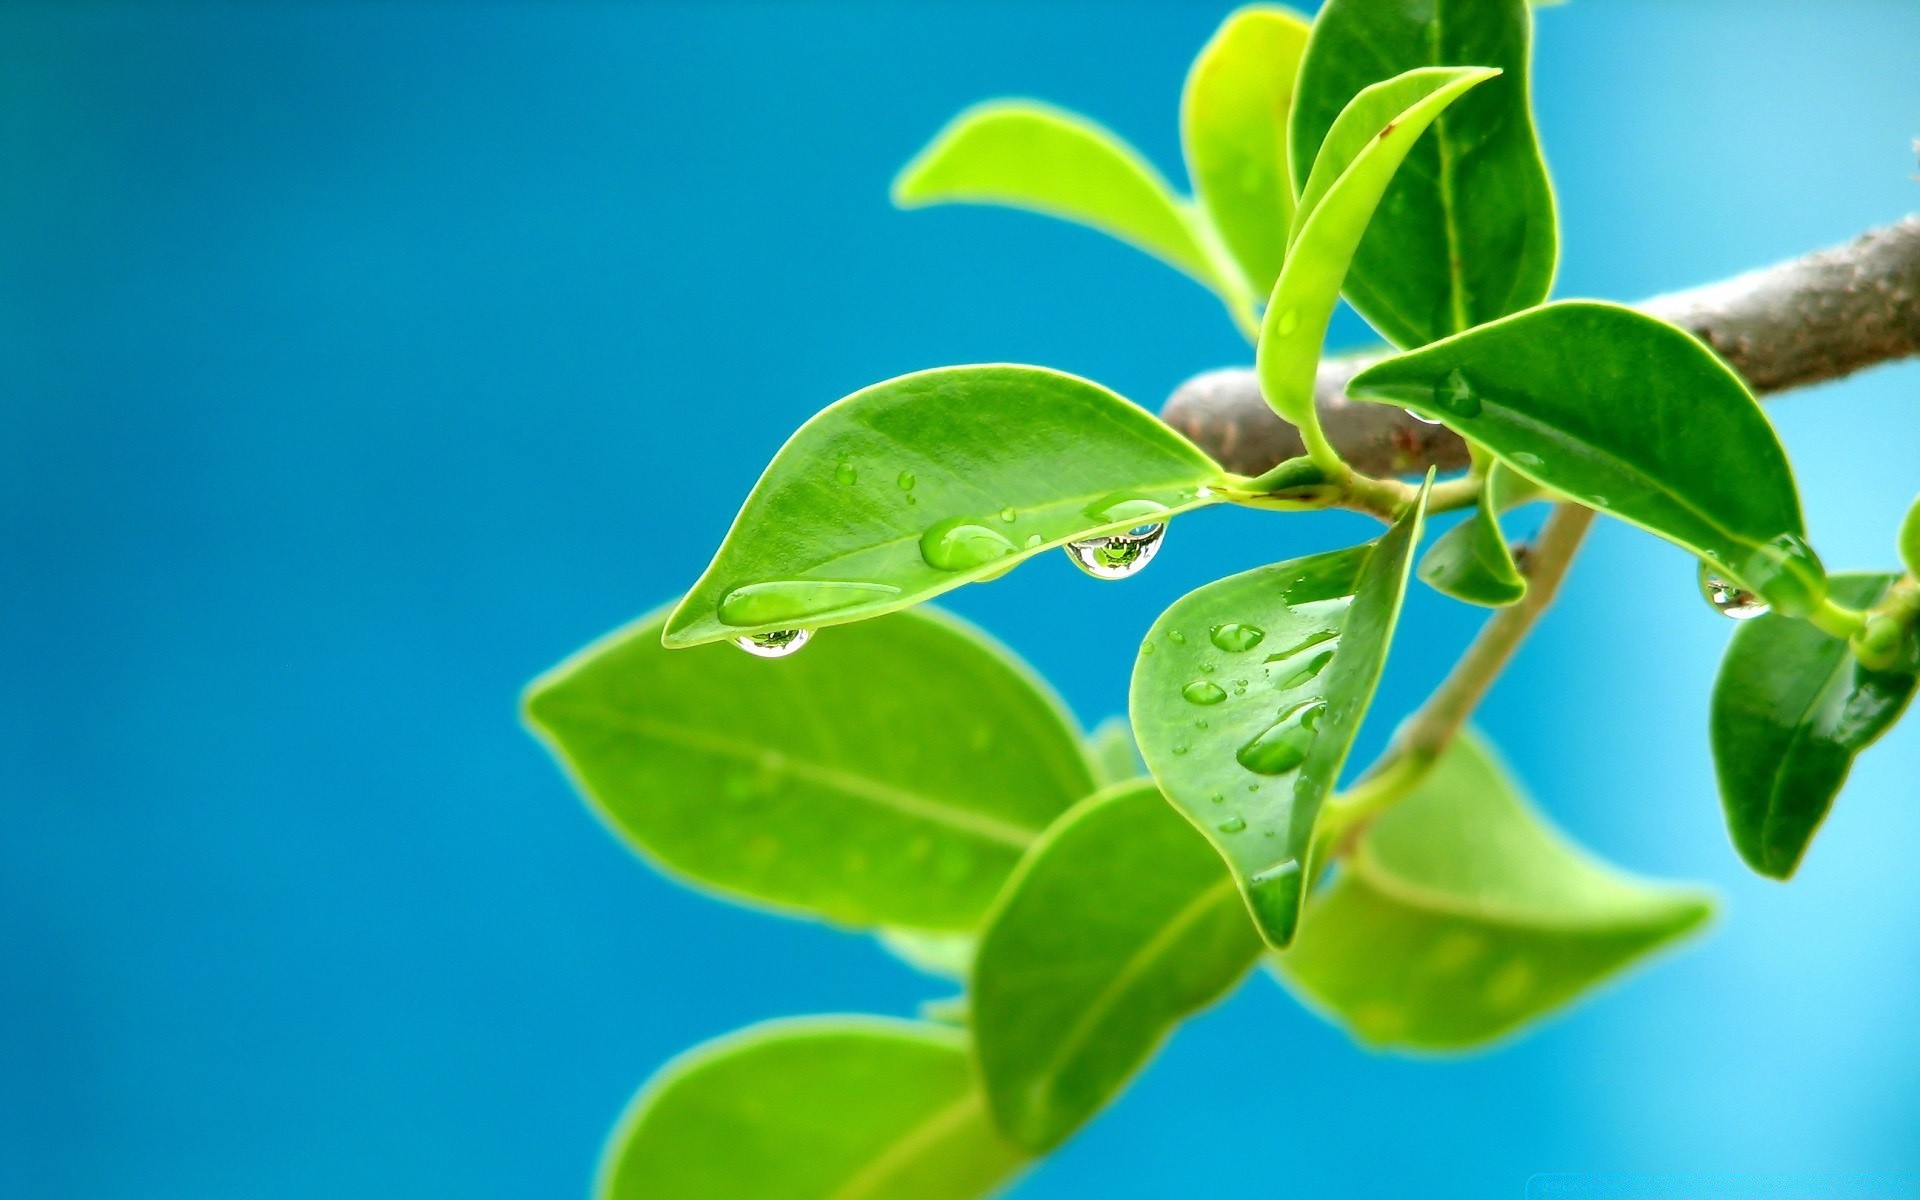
[{"left": 526, "top": 1, "right": 1920, "bottom": 1195}]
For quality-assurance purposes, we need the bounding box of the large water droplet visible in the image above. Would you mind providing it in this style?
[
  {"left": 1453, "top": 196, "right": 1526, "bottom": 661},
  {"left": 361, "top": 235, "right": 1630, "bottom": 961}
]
[
  {"left": 920, "top": 518, "right": 1017, "bottom": 572},
  {"left": 1432, "top": 368, "right": 1482, "bottom": 418},
  {"left": 1737, "top": 532, "right": 1827, "bottom": 619},
  {"left": 835, "top": 460, "right": 858, "bottom": 485},
  {"left": 733, "top": 628, "right": 812, "bottom": 658},
  {"left": 1698, "top": 562, "right": 1769, "bottom": 620},
  {"left": 1209, "top": 623, "right": 1266, "bottom": 653},
  {"left": 1236, "top": 700, "right": 1326, "bottom": 775},
  {"left": 1064, "top": 523, "right": 1166, "bottom": 580},
  {"left": 1182, "top": 680, "right": 1228, "bottom": 706},
  {"left": 1217, "top": 815, "right": 1247, "bottom": 834},
  {"left": 719, "top": 580, "right": 901, "bottom": 626}
]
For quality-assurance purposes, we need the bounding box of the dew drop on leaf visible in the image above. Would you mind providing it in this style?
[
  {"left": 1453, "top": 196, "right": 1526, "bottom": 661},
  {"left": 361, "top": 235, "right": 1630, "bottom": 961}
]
[
  {"left": 999, "top": 507, "right": 1016, "bottom": 523},
  {"left": 1217, "top": 816, "right": 1247, "bottom": 834},
  {"left": 896, "top": 470, "right": 916, "bottom": 491},
  {"left": 1698, "top": 562, "right": 1769, "bottom": 620},
  {"left": 1168, "top": 629, "right": 1187, "bottom": 645},
  {"left": 835, "top": 460, "right": 857, "bottom": 485},
  {"left": 1236, "top": 700, "right": 1325, "bottom": 775},
  {"left": 1209, "top": 623, "right": 1266, "bottom": 653},
  {"left": 733, "top": 628, "right": 812, "bottom": 658},
  {"left": 920, "top": 518, "right": 1016, "bottom": 572},
  {"left": 1065, "top": 523, "right": 1165, "bottom": 579},
  {"left": 1182, "top": 680, "right": 1228, "bottom": 706}
]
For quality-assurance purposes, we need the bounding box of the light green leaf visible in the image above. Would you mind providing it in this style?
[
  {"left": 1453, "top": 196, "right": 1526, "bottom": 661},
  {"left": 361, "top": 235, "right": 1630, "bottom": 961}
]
[
  {"left": 879, "top": 928, "right": 977, "bottom": 983},
  {"left": 894, "top": 101, "right": 1239, "bottom": 302},
  {"left": 664, "top": 365, "right": 1226, "bottom": 648},
  {"left": 971, "top": 782, "right": 1261, "bottom": 1151},
  {"left": 1257, "top": 67, "right": 1498, "bottom": 427},
  {"left": 1180, "top": 5, "right": 1312, "bottom": 297},
  {"left": 1418, "top": 463, "right": 1527, "bottom": 607},
  {"left": 1291, "top": 0, "right": 1557, "bottom": 348},
  {"left": 598, "top": 1017, "right": 1025, "bottom": 1200},
  {"left": 1279, "top": 734, "right": 1714, "bottom": 1051},
  {"left": 1087, "top": 716, "right": 1146, "bottom": 787},
  {"left": 1901, "top": 492, "right": 1920, "bottom": 579},
  {"left": 1712, "top": 573, "right": 1920, "bottom": 879},
  {"left": 1131, "top": 480, "right": 1429, "bottom": 949},
  {"left": 526, "top": 604, "right": 1094, "bottom": 931},
  {"left": 1348, "top": 302, "right": 1825, "bottom": 615}
]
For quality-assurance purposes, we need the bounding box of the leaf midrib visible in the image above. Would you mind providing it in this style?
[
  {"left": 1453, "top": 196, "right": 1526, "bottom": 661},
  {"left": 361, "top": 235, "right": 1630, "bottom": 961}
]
[
  {"left": 828, "top": 1091, "right": 992, "bottom": 1200},
  {"left": 1351, "top": 847, "right": 1700, "bottom": 934}
]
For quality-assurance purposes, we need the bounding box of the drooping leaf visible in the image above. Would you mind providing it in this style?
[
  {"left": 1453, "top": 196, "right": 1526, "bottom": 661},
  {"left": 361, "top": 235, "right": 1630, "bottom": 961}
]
[
  {"left": 1279, "top": 733, "right": 1714, "bottom": 1051},
  {"left": 664, "top": 365, "right": 1225, "bottom": 648},
  {"left": 893, "top": 101, "right": 1240, "bottom": 302},
  {"left": 526, "top": 605, "right": 1094, "bottom": 931},
  {"left": 1291, "top": 0, "right": 1557, "bottom": 348},
  {"left": 1348, "top": 302, "right": 1825, "bottom": 615},
  {"left": 1901, "top": 492, "right": 1920, "bottom": 578},
  {"left": 1711, "top": 573, "right": 1920, "bottom": 879},
  {"left": 1180, "top": 5, "right": 1312, "bottom": 296},
  {"left": 1257, "top": 68, "right": 1498, "bottom": 427},
  {"left": 1131, "top": 479, "right": 1429, "bottom": 948},
  {"left": 878, "top": 928, "right": 977, "bottom": 983},
  {"left": 598, "top": 1017, "right": 1025, "bottom": 1200},
  {"left": 971, "top": 782, "right": 1261, "bottom": 1151},
  {"left": 1087, "top": 716, "right": 1146, "bottom": 787},
  {"left": 1418, "top": 463, "right": 1527, "bottom": 607}
]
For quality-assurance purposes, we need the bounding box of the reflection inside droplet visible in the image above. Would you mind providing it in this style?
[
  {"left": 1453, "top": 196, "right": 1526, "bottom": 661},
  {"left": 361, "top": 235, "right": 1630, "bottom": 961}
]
[
  {"left": 1064, "top": 522, "right": 1166, "bottom": 580},
  {"left": 1697, "top": 562, "right": 1769, "bottom": 620},
  {"left": 733, "top": 628, "right": 812, "bottom": 658}
]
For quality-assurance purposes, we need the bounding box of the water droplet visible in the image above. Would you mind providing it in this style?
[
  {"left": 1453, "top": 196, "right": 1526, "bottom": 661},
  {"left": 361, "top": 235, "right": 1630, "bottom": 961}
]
[
  {"left": 835, "top": 460, "right": 857, "bottom": 485},
  {"left": 1263, "top": 629, "right": 1338, "bottom": 662},
  {"left": 1511, "top": 451, "right": 1544, "bottom": 470},
  {"left": 1236, "top": 700, "right": 1325, "bottom": 775},
  {"left": 1194, "top": 719, "right": 1209, "bottom": 730},
  {"left": 1275, "top": 650, "right": 1335, "bottom": 691},
  {"left": 905, "top": 495, "right": 918, "bottom": 506},
  {"left": 999, "top": 507, "right": 1016, "bottom": 523},
  {"left": 1084, "top": 493, "right": 1173, "bottom": 527},
  {"left": 1182, "top": 680, "right": 1228, "bottom": 706},
  {"left": 1698, "top": 562, "right": 1769, "bottom": 620},
  {"left": 1196, "top": 486, "right": 1215, "bottom": 500},
  {"left": 896, "top": 470, "right": 916, "bottom": 491},
  {"left": 920, "top": 518, "right": 1017, "bottom": 572},
  {"left": 1140, "top": 641, "right": 1156, "bottom": 656},
  {"left": 1275, "top": 308, "right": 1300, "bottom": 337},
  {"left": 1065, "top": 523, "right": 1166, "bottom": 580},
  {"left": 1198, "top": 662, "right": 1215, "bottom": 674},
  {"left": 1250, "top": 859, "right": 1299, "bottom": 887},
  {"left": 1208, "top": 792, "right": 1225, "bottom": 805},
  {"left": 1168, "top": 630, "right": 1187, "bottom": 645},
  {"left": 1023, "top": 534, "right": 1043, "bottom": 549},
  {"left": 719, "top": 580, "right": 901, "bottom": 626},
  {"left": 1172, "top": 743, "right": 1190, "bottom": 756},
  {"left": 734, "top": 628, "right": 812, "bottom": 658},
  {"left": 1737, "top": 532, "right": 1827, "bottom": 619},
  {"left": 1209, "top": 623, "right": 1266, "bottom": 653},
  {"left": 1217, "top": 816, "right": 1247, "bottom": 834},
  {"left": 1404, "top": 408, "right": 1443, "bottom": 426},
  {"left": 1432, "top": 368, "right": 1482, "bottom": 418}
]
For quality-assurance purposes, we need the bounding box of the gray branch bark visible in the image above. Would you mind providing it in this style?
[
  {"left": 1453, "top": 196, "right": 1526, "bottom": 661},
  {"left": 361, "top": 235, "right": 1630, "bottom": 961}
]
[{"left": 1161, "top": 215, "right": 1920, "bottom": 478}]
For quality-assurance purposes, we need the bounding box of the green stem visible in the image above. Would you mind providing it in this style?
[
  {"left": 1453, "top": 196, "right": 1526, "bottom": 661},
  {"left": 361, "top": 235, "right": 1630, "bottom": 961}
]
[{"left": 1807, "top": 595, "right": 1868, "bottom": 640}]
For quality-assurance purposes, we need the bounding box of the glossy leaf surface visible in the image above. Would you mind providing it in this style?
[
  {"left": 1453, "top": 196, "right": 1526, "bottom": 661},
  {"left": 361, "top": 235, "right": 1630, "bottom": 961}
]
[
  {"left": 599, "top": 1018, "right": 1024, "bottom": 1200},
  {"left": 1131, "top": 482, "right": 1428, "bottom": 948},
  {"left": 1257, "top": 68, "right": 1497, "bottom": 426},
  {"left": 1349, "top": 302, "right": 1820, "bottom": 612},
  {"left": 665, "top": 366, "right": 1224, "bottom": 647},
  {"left": 1291, "top": 0, "right": 1556, "bottom": 348},
  {"left": 1087, "top": 716, "right": 1147, "bottom": 788},
  {"left": 1712, "top": 573, "right": 1920, "bottom": 879},
  {"left": 1281, "top": 735, "right": 1713, "bottom": 1050},
  {"left": 894, "top": 101, "right": 1232, "bottom": 297},
  {"left": 972, "top": 782, "right": 1261, "bottom": 1151},
  {"left": 1180, "top": 5, "right": 1312, "bottom": 296},
  {"left": 527, "top": 605, "right": 1094, "bottom": 930},
  {"left": 1418, "top": 463, "right": 1527, "bottom": 607}
]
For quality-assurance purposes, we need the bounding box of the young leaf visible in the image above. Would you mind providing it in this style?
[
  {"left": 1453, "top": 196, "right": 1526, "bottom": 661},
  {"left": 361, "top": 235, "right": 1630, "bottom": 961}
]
[
  {"left": 1291, "top": 0, "right": 1557, "bottom": 348},
  {"left": 1257, "top": 67, "right": 1498, "bottom": 428},
  {"left": 1348, "top": 302, "right": 1824, "bottom": 615},
  {"left": 878, "top": 928, "right": 976, "bottom": 983},
  {"left": 1901, "top": 492, "right": 1920, "bottom": 578},
  {"left": 1711, "top": 573, "right": 1920, "bottom": 879},
  {"left": 894, "top": 101, "right": 1237, "bottom": 299},
  {"left": 1279, "top": 733, "right": 1714, "bottom": 1051},
  {"left": 1087, "top": 715, "right": 1146, "bottom": 787},
  {"left": 598, "top": 1017, "right": 1025, "bottom": 1200},
  {"left": 971, "top": 782, "right": 1261, "bottom": 1152},
  {"left": 1130, "top": 480, "right": 1429, "bottom": 949},
  {"left": 526, "top": 605, "right": 1094, "bottom": 931},
  {"left": 1180, "top": 5, "right": 1312, "bottom": 297},
  {"left": 664, "top": 365, "right": 1225, "bottom": 648},
  {"left": 1418, "top": 463, "right": 1527, "bottom": 607}
]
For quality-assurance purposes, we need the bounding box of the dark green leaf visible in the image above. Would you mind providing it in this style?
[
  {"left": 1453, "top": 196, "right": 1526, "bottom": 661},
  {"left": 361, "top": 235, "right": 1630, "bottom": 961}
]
[
  {"left": 1258, "top": 67, "right": 1498, "bottom": 426},
  {"left": 1418, "top": 463, "right": 1527, "bottom": 607},
  {"left": 1291, "top": 0, "right": 1557, "bottom": 348},
  {"left": 1180, "top": 5, "right": 1312, "bottom": 297},
  {"left": 1712, "top": 573, "right": 1920, "bottom": 879},
  {"left": 664, "top": 365, "right": 1225, "bottom": 647},
  {"left": 1349, "top": 302, "right": 1823, "bottom": 615},
  {"left": 1280, "top": 734, "right": 1714, "bottom": 1050},
  {"left": 1131, "top": 480, "right": 1429, "bottom": 948},
  {"left": 1087, "top": 716, "right": 1146, "bottom": 787},
  {"left": 971, "top": 782, "right": 1261, "bottom": 1151},
  {"left": 599, "top": 1017, "right": 1025, "bottom": 1200},
  {"left": 526, "top": 605, "right": 1094, "bottom": 930}
]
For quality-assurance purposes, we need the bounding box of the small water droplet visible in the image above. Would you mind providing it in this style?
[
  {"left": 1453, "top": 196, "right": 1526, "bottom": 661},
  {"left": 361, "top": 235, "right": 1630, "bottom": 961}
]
[
  {"left": 1511, "top": 451, "right": 1544, "bottom": 470},
  {"left": 1023, "top": 534, "right": 1043, "bottom": 549},
  {"left": 920, "top": 518, "right": 1017, "bottom": 572},
  {"left": 896, "top": 470, "right": 916, "bottom": 491},
  {"left": 1182, "top": 680, "right": 1228, "bottom": 706},
  {"left": 999, "top": 507, "right": 1016, "bottom": 523},
  {"left": 1140, "top": 641, "right": 1156, "bottom": 656},
  {"left": 1404, "top": 408, "right": 1443, "bottom": 426},
  {"left": 1263, "top": 629, "right": 1338, "bottom": 663},
  {"left": 1194, "top": 719, "right": 1209, "bottom": 730},
  {"left": 1198, "top": 662, "right": 1215, "bottom": 674},
  {"left": 719, "top": 580, "right": 901, "bottom": 626},
  {"left": 1432, "top": 367, "right": 1482, "bottom": 418},
  {"left": 1217, "top": 816, "right": 1247, "bottom": 834},
  {"left": 1168, "top": 630, "right": 1187, "bottom": 645},
  {"left": 1065, "top": 523, "right": 1166, "bottom": 580},
  {"left": 1172, "top": 743, "right": 1190, "bottom": 756},
  {"left": 734, "top": 628, "right": 812, "bottom": 658},
  {"left": 835, "top": 460, "right": 857, "bottom": 485},
  {"left": 1698, "top": 562, "right": 1769, "bottom": 620},
  {"left": 1208, "top": 792, "right": 1225, "bottom": 805},
  {"left": 1275, "top": 308, "right": 1300, "bottom": 337},
  {"left": 1209, "top": 623, "right": 1266, "bottom": 653},
  {"left": 1236, "top": 700, "right": 1325, "bottom": 775}
]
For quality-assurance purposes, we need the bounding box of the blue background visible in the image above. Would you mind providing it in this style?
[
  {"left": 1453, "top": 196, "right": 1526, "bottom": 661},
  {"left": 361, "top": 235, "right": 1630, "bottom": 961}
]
[{"left": 3, "top": 2, "right": 1918, "bottom": 1196}]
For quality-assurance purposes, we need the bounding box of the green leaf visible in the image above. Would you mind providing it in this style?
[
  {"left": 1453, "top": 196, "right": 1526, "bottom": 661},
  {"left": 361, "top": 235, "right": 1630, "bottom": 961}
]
[
  {"left": 1130, "top": 479, "right": 1429, "bottom": 949},
  {"left": 526, "top": 604, "right": 1095, "bottom": 931},
  {"left": 1290, "top": 0, "right": 1557, "bottom": 348},
  {"left": 1180, "top": 5, "right": 1312, "bottom": 297},
  {"left": 971, "top": 782, "right": 1262, "bottom": 1151},
  {"left": 1900, "top": 492, "right": 1920, "bottom": 579},
  {"left": 1711, "top": 573, "right": 1920, "bottom": 879},
  {"left": 1418, "top": 463, "right": 1527, "bottom": 607},
  {"left": 1348, "top": 302, "right": 1825, "bottom": 615},
  {"left": 598, "top": 1017, "right": 1025, "bottom": 1200},
  {"left": 878, "top": 928, "right": 977, "bottom": 983},
  {"left": 894, "top": 101, "right": 1240, "bottom": 302},
  {"left": 664, "top": 365, "right": 1225, "bottom": 648},
  {"left": 1279, "top": 734, "right": 1714, "bottom": 1051},
  {"left": 1086, "top": 716, "right": 1146, "bottom": 787},
  {"left": 1257, "top": 67, "right": 1498, "bottom": 427}
]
